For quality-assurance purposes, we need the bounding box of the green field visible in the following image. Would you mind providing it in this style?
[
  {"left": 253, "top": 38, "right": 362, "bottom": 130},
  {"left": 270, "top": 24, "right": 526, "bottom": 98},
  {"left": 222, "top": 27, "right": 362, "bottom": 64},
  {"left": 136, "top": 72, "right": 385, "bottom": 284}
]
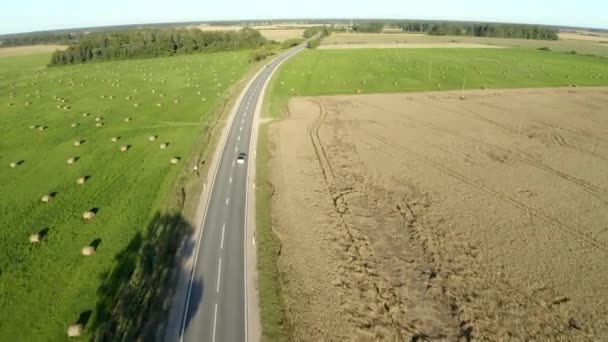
[
  {"left": 265, "top": 48, "right": 608, "bottom": 118},
  {"left": 0, "top": 51, "right": 250, "bottom": 340}
]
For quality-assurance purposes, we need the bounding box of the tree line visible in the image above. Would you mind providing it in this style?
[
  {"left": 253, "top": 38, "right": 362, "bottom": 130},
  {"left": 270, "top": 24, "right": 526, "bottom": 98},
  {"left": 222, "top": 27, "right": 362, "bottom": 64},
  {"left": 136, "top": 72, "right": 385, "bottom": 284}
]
[
  {"left": 303, "top": 26, "right": 333, "bottom": 38},
  {"left": 49, "top": 28, "right": 267, "bottom": 66},
  {"left": 0, "top": 32, "right": 81, "bottom": 47}
]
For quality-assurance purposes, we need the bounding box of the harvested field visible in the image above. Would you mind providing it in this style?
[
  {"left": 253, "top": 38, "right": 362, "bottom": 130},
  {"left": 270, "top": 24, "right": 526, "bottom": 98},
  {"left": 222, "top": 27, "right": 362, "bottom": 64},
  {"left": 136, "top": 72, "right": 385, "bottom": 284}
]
[
  {"left": 259, "top": 29, "right": 305, "bottom": 42},
  {"left": 323, "top": 33, "right": 608, "bottom": 57},
  {"left": 268, "top": 87, "right": 608, "bottom": 341},
  {"left": 0, "top": 45, "right": 67, "bottom": 57},
  {"left": 319, "top": 43, "right": 503, "bottom": 50},
  {"left": 559, "top": 31, "right": 608, "bottom": 42}
]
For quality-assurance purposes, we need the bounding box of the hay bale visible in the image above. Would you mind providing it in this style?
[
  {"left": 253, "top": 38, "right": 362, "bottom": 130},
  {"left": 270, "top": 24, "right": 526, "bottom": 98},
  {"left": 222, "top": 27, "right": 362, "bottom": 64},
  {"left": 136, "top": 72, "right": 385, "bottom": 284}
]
[
  {"left": 76, "top": 176, "right": 86, "bottom": 185},
  {"left": 82, "top": 211, "right": 96, "bottom": 220},
  {"left": 120, "top": 145, "right": 129, "bottom": 152},
  {"left": 148, "top": 135, "right": 157, "bottom": 141},
  {"left": 29, "top": 234, "right": 41, "bottom": 243},
  {"left": 156, "top": 103, "right": 163, "bottom": 107},
  {"left": 71, "top": 123, "right": 79, "bottom": 128},
  {"left": 41, "top": 194, "right": 52, "bottom": 202},
  {"left": 9, "top": 161, "right": 19, "bottom": 168},
  {"left": 134, "top": 103, "right": 140, "bottom": 107},
  {"left": 82, "top": 112, "right": 90, "bottom": 117},
  {"left": 67, "top": 158, "right": 76, "bottom": 165},
  {"left": 74, "top": 140, "right": 82, "bottom": 147},
  {"left": 170, "top": 157, "right": 180, "bottom": 164},
  {"left": 96, "top": 122, "right": 104, "bottom": 127},
  {"left": 124, "top": 117, "right": 131, "bottom": 123},
  {"left": 174, "top": 99, "right": 179, "bottom": 104},
  {"left": 67, "top": 324, "right": 83, "bottom": 337},
  {"left": 95, "top": 117, "right": 103, "bottom": 122},
  {"left": 356, "top": 89, "right": 362, "bottom": 94},
  {"left": 160, "top": 143, "right": 168, "bottom": 149},
  {"left": 29, "top": 125, "right": 36, "bottom": 130},
  {"left": 37, "top": 126, "right": 46, "bottom": 131},
  {"left": 81, "top": 246, "right": 96, "bottom": 256},
  {"left": 111, "top": 137, "right": 119, "bottom": 142}
]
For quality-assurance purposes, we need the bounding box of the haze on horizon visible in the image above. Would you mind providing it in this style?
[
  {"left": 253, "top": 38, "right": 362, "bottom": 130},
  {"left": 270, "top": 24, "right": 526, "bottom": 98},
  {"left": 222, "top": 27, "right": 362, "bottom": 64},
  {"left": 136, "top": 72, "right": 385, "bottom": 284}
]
[{"left": 1, "top": 0, "right": 607, "bottom": 35}]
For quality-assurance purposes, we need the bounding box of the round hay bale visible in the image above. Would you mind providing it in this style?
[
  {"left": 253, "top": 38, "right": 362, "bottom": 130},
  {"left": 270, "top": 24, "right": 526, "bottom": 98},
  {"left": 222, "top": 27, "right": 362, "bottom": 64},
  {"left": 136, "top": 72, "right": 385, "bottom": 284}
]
[
  {"left": 356, "top": 89, "right": 362, "bottom": 94},
  {"left": 124, "top": 117, "right": 131, "bottom": 123},
  {"left": 202, "top": 98, "right": 206, "bottom": 102},
  {"left": 134, "top": 103, "right": 140, "bottom": 107},
  {"left": 37, "top": 126, "right": 46, "bottom": 131},
  {"left": 71, "top": 123, "right": 79, "bottom": 128},
  {"left": 174, "top": 99, "right": 179, "bottom": 104},
  {"left": 160, "top": 94, "right": 165, "bottom": 98},
  {"left": 67, "top": 324, "right": 83, "bottom": 337},
  {"left": 125, "top": 96, "right": 132, "bottom": 100},
  {"left": 29, "top": 125, "right": 36, "bottom": 130},
  {"left": 29, "top": 233, "right": 41, "bottom": 243},
  {"left": 160, "top": 143, "right": 168, "bottom": 149},
  {"left": 73, "top": 140, "right": 82, "bottom": 147},
  {"left": 81, "top": 246, "right": 96, "bottom": 256},
  {"left": 67, "top": 158, "right": 76, "bottom": 165},
  {"left": 96, "top": 122, "right": 104, "bottom": 127},
  {"left": 111, "top": 136, "right": 119, "bottom": 142},
  {"left": 82, "top": 112, "right": 90, "bottom": 117},
  {"left": 120, "top": 145, "right": 129, "bottom": 152},
  {"left": 95, "top": 117, "right": 102, "bottom": 122},
  {"left": 156, "top": 103, "right": 163, "bottom": 107},
  {"left": 9, "top": 161, "right": 18, "bottom": 168},
  {"left": 170, "top": 157, "right": 180, "bottom": 164},
  {"left": 148, "top": 135, "right": 157, "bottom": 141},
  {"left": 41, "top": 194, "right": 52, "bottom": 202},
  {"left": 76, "top": 176, "right": 86, "bottom": 185},
  {"left": 82, "top": 211, "right": 96, "bottom": 220}
]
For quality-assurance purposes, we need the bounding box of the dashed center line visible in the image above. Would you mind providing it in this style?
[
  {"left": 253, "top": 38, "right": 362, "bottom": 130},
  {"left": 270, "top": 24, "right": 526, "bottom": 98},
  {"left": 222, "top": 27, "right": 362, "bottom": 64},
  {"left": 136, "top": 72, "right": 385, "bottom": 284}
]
[
  {"left": 237, "top": 136, "right": 240, "bottom": 141},
  {"left": 229, "top": 176, "right": 232, "bottom": 184},
  {"left": 221, "top": 223, "right": 225, "bottom": 249},
  {"left": 216, "top": 258, "right": 222, "bottom": 293},
  {"left": 239, "top": 126, "right": 243, "bottom": 131},
  {"left": 226, "top": 197, "right": 230, "bottom": 205},
  {"left": 212, "top": 303, "right": 218, "bottom": 342}
]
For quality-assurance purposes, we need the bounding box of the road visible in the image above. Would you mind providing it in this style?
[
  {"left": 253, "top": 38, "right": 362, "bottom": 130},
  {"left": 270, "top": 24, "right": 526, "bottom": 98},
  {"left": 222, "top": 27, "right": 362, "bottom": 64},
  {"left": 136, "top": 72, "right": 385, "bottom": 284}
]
[{"left": 177, "top": 45, "right": 305, "bottom": 342}]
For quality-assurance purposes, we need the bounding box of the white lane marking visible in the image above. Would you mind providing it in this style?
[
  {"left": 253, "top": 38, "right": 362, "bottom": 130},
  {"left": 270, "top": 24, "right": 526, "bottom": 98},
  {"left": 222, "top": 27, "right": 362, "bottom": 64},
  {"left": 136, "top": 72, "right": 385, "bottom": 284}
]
[
  {"left": 240, "top": 126, "right": 243, "bottom": 132},
  {"left": 221, "top": 224, "right": 225, "bottom": 249},
  {"left": 229, "top": 176, "right": 232, "bottom": 184},
  {"left": 237, "top": 136, "right": 240, "bottom": 141},
  {"left": 252, "top": 236, "right": 255, "bottom": 245},
  {"left": 235, "top": 147, "right": 238, "bottom": 153},
  {"left": 226, "top": 197, "right": 230, "bottom": 205},
  {"left": 241, "top": 119, "right": 244, "bottom": 124},
  {"left": 232, "top": 160, "right": 235, "bottom": 167},
  {"left": 216, "top": 258, "right": 222, "bottom": 293},
  {"left": 212, "top": 303, "right": 218, "bottom": 342}
]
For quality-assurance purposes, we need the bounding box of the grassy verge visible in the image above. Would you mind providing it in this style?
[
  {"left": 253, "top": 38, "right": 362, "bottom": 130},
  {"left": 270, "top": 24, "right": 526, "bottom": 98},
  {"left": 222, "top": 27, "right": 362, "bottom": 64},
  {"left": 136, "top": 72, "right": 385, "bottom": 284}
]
[{"left": 256, "top": 53, "right": 292, "bottom": 341}]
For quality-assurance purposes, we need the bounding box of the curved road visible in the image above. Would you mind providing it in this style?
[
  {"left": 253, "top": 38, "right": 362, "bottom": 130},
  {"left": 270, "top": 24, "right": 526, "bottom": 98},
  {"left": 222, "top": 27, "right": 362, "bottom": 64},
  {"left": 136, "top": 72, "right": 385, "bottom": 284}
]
[{"left": 176, "top": 46, "right": 305, "bottom": 342}]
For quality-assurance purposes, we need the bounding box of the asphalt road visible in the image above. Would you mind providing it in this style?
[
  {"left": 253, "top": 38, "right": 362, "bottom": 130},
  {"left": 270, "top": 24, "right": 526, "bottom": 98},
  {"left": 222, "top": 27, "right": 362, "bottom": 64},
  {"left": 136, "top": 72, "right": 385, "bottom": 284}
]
[{"left": 179, "top": 46, "right": 305, "bottom": 342}]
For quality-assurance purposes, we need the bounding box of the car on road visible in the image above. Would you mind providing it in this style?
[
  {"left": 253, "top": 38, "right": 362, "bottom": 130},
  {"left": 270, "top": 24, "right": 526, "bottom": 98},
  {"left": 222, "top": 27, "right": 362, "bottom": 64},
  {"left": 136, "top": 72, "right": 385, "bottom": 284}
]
[{"left": 237, "top": 152, "right": 246, "bottom": 164}]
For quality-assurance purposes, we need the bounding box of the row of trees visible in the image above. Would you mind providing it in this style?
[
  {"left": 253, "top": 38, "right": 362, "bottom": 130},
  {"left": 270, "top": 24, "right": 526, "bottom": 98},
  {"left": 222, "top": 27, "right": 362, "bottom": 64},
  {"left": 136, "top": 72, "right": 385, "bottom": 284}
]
[
  {"left": 0, "top": 32, "right": 81, "bottom": 47},
  {"left": 49, "top": 28, "right": 267, "bottom": 66},
  {"left": 426, "top": 23, "right": 558, "bottom": 40},
  {"left": 352, "top": 23, "right": 385, "bottom": 33},
  {"left": 391, "top": 21, "right": 558, "bottom": 40},
  {"left": 303, "top": 26, "right": 332, "bottom": 38}
]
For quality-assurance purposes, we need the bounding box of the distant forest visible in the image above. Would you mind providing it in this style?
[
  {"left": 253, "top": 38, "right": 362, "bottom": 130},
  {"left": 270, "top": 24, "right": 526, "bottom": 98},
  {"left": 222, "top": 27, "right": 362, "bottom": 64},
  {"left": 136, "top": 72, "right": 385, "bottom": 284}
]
[
  {"left": 0, "top": 32, "right": 81, "bottom": 47},
  {"left": 49, "top": 28, "right": 266, "bottom": 66},
  {"left": 354, "top": 21, "right": 558, "bottom": 40}
]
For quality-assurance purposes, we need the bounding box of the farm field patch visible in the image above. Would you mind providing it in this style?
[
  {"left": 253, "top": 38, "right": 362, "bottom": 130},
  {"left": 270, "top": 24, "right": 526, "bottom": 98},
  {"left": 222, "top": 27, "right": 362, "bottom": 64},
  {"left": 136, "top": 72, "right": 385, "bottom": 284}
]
[
  {"left": 323, "top": 33, "right": 608, "bottom": 57},
  {"left": 266, "top": 48, "right": 608, "bottom": 117},
  {"left": 0, "top": 45, "right": 67, "bottom": 57},
  {"left": 259, "top": 29, "right": 305, "bottom": 42},
  {"left": 0, "top": 51, "right": 250, "bottom": 340},
  {"left": 268, "top": 87, "right": 608, "bottom": 340}
]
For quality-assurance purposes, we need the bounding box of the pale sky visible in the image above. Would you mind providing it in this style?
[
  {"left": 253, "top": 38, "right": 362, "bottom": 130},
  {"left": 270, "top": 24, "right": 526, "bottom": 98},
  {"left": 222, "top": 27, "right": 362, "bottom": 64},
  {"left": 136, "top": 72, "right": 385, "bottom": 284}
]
[{"left": 1, "top": 0, "right": 607, "bottom": 35}]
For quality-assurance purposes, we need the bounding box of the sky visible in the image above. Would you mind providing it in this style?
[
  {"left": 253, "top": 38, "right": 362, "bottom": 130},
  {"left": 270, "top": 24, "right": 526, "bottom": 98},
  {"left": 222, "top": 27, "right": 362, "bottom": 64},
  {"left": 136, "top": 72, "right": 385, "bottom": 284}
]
[{"left": 1, "top": 0, "right": 607, "bottom": 35}]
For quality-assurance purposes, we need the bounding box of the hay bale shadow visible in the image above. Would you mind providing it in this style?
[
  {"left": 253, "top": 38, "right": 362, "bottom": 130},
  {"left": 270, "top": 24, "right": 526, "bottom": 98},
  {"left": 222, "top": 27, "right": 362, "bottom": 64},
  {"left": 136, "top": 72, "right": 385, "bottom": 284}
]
[
  {"left": 38, "top": 228, "right": 49, "bottom": 239},
  {"left": 91, "top": 212, "right": 195, "bottom": 341},
  {"left": 77, "top": 310, "right": 93, "bottom": 327},
  {"left": 90, "top": 238, "right": 102, "bottom": 249}
]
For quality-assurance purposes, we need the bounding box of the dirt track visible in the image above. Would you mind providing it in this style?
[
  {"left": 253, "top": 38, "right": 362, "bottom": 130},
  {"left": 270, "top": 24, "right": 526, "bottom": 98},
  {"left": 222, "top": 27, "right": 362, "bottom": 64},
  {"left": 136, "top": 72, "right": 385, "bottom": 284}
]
[{"left": 268, "top": 87, "right": 608, "bottom": 341}]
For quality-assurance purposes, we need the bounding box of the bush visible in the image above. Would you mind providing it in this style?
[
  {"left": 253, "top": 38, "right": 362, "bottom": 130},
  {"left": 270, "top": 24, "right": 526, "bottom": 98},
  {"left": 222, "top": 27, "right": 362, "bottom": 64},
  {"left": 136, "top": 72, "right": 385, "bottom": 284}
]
[
  {"left": 307, "top": 39, "right": 320, "bottom": 49},
  {"left": 250, "top": 45, "right": 274, "bottom": 62},
  {"left": 282, "top": 38, "right": 304, "bottom": 49},
  {"left": 538, "top": 47, "right": 551, "bottom": 51}
]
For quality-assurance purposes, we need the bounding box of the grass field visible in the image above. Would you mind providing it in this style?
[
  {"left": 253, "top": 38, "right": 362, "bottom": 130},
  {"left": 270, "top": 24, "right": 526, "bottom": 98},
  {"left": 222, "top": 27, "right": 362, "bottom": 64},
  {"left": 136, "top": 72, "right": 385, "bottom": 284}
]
[
  {"left": 323, "top": 33, "right": 608, "bottom": 57},
  {"left": 265, "top": 48, "right": 608, "bottom": 118},
  {"left": 0, "top": 51, "right": 251, "bottom": 340}
]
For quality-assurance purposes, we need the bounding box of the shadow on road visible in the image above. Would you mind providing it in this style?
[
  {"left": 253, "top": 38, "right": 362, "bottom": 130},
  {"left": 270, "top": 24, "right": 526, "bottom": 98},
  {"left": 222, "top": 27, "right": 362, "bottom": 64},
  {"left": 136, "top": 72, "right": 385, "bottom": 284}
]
[{"left": 90, "top": 211, "right": 200, "bottom": 341}]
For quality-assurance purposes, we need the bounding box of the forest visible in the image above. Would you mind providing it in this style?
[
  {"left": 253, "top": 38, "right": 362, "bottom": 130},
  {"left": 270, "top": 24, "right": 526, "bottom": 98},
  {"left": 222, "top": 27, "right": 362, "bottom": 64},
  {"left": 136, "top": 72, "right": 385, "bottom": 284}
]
[
  {"left": 49, "top": 28, "right": 266, "bottom": 66},
  {"left": 398, "top": 21, "right": 558, "bottom": 40},
  {"left": 0, "top": 32, "right": 80, "bottom": 47}
]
